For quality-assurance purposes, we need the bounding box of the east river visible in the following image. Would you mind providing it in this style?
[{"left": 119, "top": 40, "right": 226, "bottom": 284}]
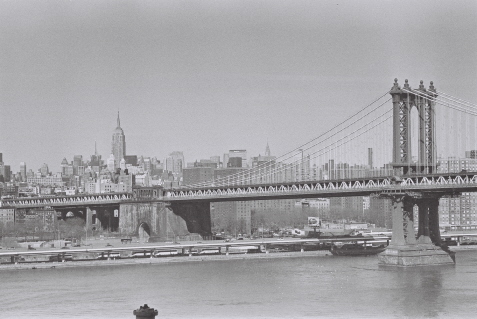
[{"left": 1, "top": 250, "right": 477, "bottom": 319}]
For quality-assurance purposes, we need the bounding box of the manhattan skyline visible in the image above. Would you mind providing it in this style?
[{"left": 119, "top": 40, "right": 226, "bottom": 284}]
[{"left": 1, "top": 0, "right": 476, "bottom": 171}]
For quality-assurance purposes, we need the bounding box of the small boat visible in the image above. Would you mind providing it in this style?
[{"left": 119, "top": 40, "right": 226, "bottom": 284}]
[{"left": 330, "top": 243, "right": 386, "bottom": 256}]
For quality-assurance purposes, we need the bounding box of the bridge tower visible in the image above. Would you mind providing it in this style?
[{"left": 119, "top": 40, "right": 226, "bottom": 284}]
[
  {"left": 390, "top": 79, "right": 437, "bottom": 175},
  {"left": 379, "top": 79, "right": 454, "bottom": 266}
]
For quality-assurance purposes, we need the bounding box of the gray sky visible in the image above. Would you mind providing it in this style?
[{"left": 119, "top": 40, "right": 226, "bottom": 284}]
[{"left": 1, "top": 0, "right": 476, "bottom": 172}]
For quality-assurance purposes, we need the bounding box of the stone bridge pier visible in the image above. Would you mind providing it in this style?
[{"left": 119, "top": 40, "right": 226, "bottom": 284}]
[
  {"left": 118, "top": 201, "right": 211, "bottom": 242},
  {"left": 378, "top": 192, "right": 455, "bottom": 266},
  {"left": 168, "top": 201, "right": 212, "bottom": 238},
  {"left": 84, "top": 205, "right": 120, "bottom": 232},
  {"left": 53, "top": 205, "right": 121, "bottom": 232}
]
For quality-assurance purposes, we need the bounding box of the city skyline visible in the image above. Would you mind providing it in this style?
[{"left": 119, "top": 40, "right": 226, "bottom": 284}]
[{"left": 1, "top": 1, "right": 476, "bottom": 171}]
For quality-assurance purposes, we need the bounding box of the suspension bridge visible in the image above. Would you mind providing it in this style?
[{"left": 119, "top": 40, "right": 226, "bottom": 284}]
[{"left": 2, "top": 78, "right": 477, "bottom": 266}]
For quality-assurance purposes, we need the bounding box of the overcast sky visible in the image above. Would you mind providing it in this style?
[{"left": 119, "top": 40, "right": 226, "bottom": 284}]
[{"left": 1, "top": 0, "right": 476, "bottom": 172}]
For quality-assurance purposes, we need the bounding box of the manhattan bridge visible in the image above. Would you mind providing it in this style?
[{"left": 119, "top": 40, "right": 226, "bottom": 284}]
[{"left": 3, "top": 79, "right": 477, "bottom": 265}]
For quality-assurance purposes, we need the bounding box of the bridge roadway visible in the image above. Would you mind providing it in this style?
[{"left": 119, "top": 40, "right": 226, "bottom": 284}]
[{"left": 2, "top": 172, "right": 477, "bottom": 208}]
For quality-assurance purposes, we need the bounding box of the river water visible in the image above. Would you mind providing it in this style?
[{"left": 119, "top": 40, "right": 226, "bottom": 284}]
[{"left": 1, "top": 250, "right": 477, "bottom": 319}]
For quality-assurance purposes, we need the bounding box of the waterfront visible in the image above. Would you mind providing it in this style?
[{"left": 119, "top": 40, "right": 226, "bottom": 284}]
[{"left": 1, "top": 250, "right": 477, "bottom": 319}]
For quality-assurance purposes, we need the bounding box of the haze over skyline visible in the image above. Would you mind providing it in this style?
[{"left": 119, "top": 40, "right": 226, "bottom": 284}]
[{"left": 1, "top": 0, "right": 476, "bottom": 172}]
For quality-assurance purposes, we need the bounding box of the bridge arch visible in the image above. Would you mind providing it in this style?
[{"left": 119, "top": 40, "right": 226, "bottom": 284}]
[{"left": 137, "top": 222, "right": 151, "bottom": 243}]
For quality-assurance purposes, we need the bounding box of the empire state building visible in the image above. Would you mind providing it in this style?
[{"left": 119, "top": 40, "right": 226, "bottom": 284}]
[{"left": 112, "top": 112, "right": 126, "bottom": 169}]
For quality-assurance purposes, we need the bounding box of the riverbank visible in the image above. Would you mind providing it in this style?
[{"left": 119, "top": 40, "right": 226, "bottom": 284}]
[
  {"left": 0, "top": 250, "right": 332, "bottom": 271},
  {"left": 2, "top": 245, "right": 476, "bottom": 271}
]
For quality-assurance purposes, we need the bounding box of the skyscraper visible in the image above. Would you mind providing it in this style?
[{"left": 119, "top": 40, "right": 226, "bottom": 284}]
[
  {"left": 20, "top": 162, "right": 26, "bottom": 182},
  {"left": 73, "top": 155, "right": 83, "bottom": 175},
  {"left": 368, "top": 148, "right": 373, "bottom": 169},
  {"left": 165, "top": 151, "right": 185, "bottom": 174},
  {"left": 90, "top": 142, "right": 102, "bottom": 174},
  {"left": 3, "top": 165, "right": 11, "bottom": 182},
  {"left": 112, "top": 112, "right": 126, "bottom": 169},
  {"left": 0, "top": 153, "right": 4, "bottom": 181}
]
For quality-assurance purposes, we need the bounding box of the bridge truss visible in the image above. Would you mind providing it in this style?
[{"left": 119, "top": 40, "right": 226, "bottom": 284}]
[
  {"left": 165, "top": 173, "right": 477, "bottom": 202},
  {"left": 1, "top": 193, "right": 132, "bottom": 208}
]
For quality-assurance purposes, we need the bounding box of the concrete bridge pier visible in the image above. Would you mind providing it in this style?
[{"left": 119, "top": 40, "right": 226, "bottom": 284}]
[{"left": 378, "top": 193, "right": 454, "bottom": 266}]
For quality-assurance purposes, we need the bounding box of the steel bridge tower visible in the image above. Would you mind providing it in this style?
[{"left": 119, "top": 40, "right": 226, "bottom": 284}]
[{"left": 390, "top": 78, "right": 437, "bottom": 175}]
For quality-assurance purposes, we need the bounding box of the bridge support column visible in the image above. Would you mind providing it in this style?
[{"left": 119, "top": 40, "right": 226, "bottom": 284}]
[
  {"left": 416, "top": 199, "right": 433, "bottom": 244},
  {"left": 428, "top": 198, "right": 443, "bottom": 245},
  {"left": 378, "top": 193, "right": 454, "bottom": 266},
  {"left": 169, "top": 202, "right": 212, "bottom": 239}
]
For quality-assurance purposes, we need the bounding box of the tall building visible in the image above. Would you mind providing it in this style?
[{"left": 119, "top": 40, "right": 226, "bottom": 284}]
[
  {"left": 142, "top": 157, "right": 152, "bottom": 173},
  {"left": 228, "top": 150, "right": 247, "bottom": 167},
  {"left": 73, "top": 155, "right": 83, "bottom": 175},
  {"left": 61, "top": 158, "right": 69, "bottom": 176},
  {"left": 368, "top": 148, "right": 373, "bottom": 168},
  {"left": 0, "top": 154, "right": 4, "bottom": 182},
  {"left": 40, "top": 163, "right": 49, "bottom": 177},
  {"left": 436, "top": 154, "right": 477, "bottom": 229},
  {"left": 111, "top": 112, "right": 126, "bottom": 169},
  {"left": 0, "top": 153, "right": 3, "bottom": 176},
  {"left": 90, "top": 143, "right": 102, "bottom": 174},
  {"left": 20, "top": 162, "right": 26, "bottom": 182},
  {"left": 165, "top": 151, "right": 184, "bottom": 176},
  {"left": 223, "top": 154, "right": 229, "bottom": 168},
  {"left": 251, "top": 143, "right": 277, "bottom": 184},
  {"left": 3, "top": 165, "right": 11, "bottom": 182},
  {"left": 107, "top": 154, "right": 115, "bottom": 172}
]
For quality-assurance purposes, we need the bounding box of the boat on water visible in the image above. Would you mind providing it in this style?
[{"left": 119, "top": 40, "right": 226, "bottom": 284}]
[{"left": 329, "top": 243, "right": 386, "bottom": 256}]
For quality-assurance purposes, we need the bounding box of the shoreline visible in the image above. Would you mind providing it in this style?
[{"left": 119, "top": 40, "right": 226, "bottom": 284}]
[
  {"left": 0, "top": 250, "right": 332, "bottom": 271},
  {"left": 2, "top": 245, "right": 475, "bottom": 271}
]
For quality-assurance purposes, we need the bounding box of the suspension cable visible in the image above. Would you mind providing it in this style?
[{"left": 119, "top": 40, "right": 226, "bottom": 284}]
[
  {"left": 186, "top": 95, "right": 392, "bottom": 188},
  {"left": 208, "top": 109, "right": 393, "bottom": 187}
]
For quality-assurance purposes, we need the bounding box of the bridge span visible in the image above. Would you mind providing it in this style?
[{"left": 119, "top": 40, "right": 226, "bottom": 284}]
[{"left": 2, "top": 172, "right": 477, "bottom": 208}]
